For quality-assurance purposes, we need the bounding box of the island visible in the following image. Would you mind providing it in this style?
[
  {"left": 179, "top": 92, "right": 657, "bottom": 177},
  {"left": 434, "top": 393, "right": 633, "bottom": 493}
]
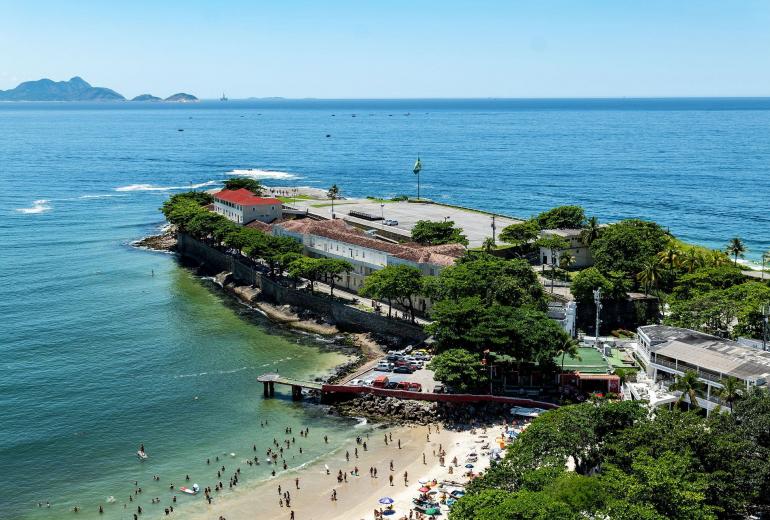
[
  {"left": 164, "top": 93, "right": 199, "bottom": 102},
  {"left": 0, "top": 76, "right": 124, "bottom": 101},
  {"left": 131, "top": 94, "right": 162, "bottom": 102}
]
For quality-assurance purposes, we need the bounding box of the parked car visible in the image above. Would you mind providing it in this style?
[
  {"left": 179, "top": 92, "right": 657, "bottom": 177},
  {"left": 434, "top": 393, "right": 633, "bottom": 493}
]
[
  {"left": 396, "top": 381, "right": 411, "bottom": 391},
  {"left": 393, "top": 365, "right": 414, "bottom": 374},
  {"left": 348, "top": 379, "right": 365, "bottom": 386},
  {"left": 386, "top": 354, "right": 400, "bottom": 362},
  {"left": 371, "top": 375, "right": 389, "bottom": 388},
  {"left": 384, "top": 381, "right": 399, "bottom": 390},
  {"left": 432, "top": 384, "right": 446, "bottom": 394},
  {"left": 375, "top": 361, "right": 393, "bottom": 371},
  {"left": 383, "top": 219, "right": 399, "bottom": 226},
  {"left": 407, "top": 382, "right": 422, "bottom": 392}
]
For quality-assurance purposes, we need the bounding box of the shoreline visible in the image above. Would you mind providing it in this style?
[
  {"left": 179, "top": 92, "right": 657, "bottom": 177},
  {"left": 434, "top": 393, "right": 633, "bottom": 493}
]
[{"left": 182, "top": 422, "right": 497, "bottom": 520}]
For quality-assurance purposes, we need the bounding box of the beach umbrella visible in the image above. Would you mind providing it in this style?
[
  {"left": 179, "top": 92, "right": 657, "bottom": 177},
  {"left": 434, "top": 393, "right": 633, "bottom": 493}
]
[
  {"left": 425, "top": 507, "right": 440, "bottom": 515},
  {"left": 378, "top": 497, "right": 394, "bottom": 505},
  {"left": 465, "top": 464, "right": 474, "bottom": 468},
  {"left": 419, "top": 486, "right": 431, "bottom": 493}
]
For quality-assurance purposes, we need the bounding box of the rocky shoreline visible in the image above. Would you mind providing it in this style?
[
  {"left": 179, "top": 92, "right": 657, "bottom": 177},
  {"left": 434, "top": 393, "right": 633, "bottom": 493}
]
[
  {"left": 328, "top": 394, "right": 520, "bottom": 428},
  {"left": 133, "top": 227, "right": 177, "bottom": 251}
]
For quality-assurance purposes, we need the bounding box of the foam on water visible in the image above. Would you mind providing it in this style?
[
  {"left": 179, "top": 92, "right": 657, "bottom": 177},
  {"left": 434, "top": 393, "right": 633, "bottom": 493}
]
[
  {"left": 227, "top": 168, "right": 298, "bottom": 180},
  {"left": 15, "top": 199, "right": 51, "bottom": 214},
  {"left": 114, "top": 180, "right": 219, "bottom": 192}
]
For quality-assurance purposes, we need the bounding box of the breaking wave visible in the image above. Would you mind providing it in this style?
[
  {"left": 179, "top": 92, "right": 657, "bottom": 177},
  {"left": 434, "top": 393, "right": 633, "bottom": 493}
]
[
  {"left": 227, "top": 169, "right": 298, "bottom": 180},
  {"left": 114, "top": 181, "right": 219, "bottom": 192},
  {"left": 16, "top": 199, "right": 52, "bottom": 214}
]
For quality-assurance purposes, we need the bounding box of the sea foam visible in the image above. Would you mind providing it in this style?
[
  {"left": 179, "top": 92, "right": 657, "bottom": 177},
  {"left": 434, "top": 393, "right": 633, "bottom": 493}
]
[
  {"left": 114, "top": 181, "right": 219, "bottom": 192},
  {"left": 227, "top": 169, "right": 298, "bottom": 180},
  {"left": 16, "top": 199, "right": 52, "bottom": 214}
]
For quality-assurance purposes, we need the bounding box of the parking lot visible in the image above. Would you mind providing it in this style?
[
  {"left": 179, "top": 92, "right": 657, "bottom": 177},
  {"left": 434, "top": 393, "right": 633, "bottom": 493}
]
[{"left": 353, "top": 366, "right": 439, "bottom": 393}]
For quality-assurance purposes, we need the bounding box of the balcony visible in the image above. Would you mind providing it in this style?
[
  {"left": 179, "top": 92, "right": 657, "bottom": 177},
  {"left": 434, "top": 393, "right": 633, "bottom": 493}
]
[{"left": 652, "top": 358, "right": 722, "bottom": 383}]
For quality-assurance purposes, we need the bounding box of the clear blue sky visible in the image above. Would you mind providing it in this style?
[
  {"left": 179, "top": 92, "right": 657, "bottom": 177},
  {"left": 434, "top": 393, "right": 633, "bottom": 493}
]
[{"left": 2, "top": 0, "right": 769, "bottom": 99}]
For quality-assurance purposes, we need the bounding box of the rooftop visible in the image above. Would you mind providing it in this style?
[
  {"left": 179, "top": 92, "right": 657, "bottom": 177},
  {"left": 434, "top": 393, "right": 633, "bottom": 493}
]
[
  {"left": 215, "top": 189, "right": 281, "bottom": 206},
  {"left": 276, "top": 219, "right": 464, "bottom": 266},
  {"left": 558, "top": 346, "right": 612, "bottom": 374},
  {"left": 642, "top": 325, "right": 770, "bottom": 383}
]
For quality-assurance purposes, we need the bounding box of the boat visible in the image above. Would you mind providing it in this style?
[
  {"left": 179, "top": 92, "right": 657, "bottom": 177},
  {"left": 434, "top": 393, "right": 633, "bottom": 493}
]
[
  {"left": 136, "top": 450, "right": 148, "bottom": 460},
  {"left": 220, "top": 93, "right": 228, "bottom": 101},
  {"left": 180, "top": 484, "right": 200, "bottom": 495}
]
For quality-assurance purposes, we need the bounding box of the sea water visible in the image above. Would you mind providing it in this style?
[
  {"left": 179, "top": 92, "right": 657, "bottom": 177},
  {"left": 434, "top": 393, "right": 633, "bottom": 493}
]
[{"left": 1, "top": 98, "right": 770, "bottom": 519}]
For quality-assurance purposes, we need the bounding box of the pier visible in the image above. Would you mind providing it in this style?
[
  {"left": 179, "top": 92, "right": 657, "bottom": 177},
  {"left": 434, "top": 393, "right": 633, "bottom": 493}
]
[{"left": 257, "top": 373, "right": 323, "bottom": 400}]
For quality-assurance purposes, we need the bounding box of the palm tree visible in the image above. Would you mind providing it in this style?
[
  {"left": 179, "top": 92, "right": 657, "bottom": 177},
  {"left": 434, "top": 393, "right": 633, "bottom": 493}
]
[
  {"left": 707, "top": 249, "right": 731, "bottom": 267},
  {"left": 637, "top": 259, "right": 663, "bottom": 296},
  {"left": 716, "top": 376, "right": 743, "bottom": 412},
  {"left": 327, "top": 184, "right": 340, "bottom": 219},
  {"left": 580, "top": 216, "right": 601, "bottom": 246},
  {"left": 482, "top": 237, "right": 496, "bottom": 254},
  {"left": 557, "top": 336, "right": 580, "bottom": 374},
  {"left": 680, "top": 248, "right": 703, "bottom": 274},
  {"left": 726, "top": 237, "right": 747, "bottom": 266},
  {"left": 669, "top": 370, "right": 704, "bottom": 410},
  {"left": 657, "top": 243, "right": 680, "bottom": 274}
]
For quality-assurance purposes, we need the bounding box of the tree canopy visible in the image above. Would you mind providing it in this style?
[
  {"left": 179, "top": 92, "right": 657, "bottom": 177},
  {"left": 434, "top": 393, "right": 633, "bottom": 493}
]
[
  {"left": 499, "top": 220, "right": 539, "bottom": 245},
  {"left": 533, "top": 205, "right": 586, "bottom": 230},
  {"left": 410, "top": 220, "right": 469, "bottom": 246},
  {"left": 359, "top": 264, "right": 423, "bottom": 321},
  {"left": 223, "top": 177, "right": 264, "bottom": 195},
  {"left": 423, "top": 256, "right": 546, "bottom": 310},
  {"left": 589, "top": 219, "right": 669, "bottom": 282},
  {"left": 427, "top": 349, "right": 488, "bottom": 393}
]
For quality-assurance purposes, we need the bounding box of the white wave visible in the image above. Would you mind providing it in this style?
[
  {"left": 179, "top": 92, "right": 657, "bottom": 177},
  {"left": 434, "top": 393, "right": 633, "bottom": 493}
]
[
  {"left": 16, "top": 199, "right": 51, "bottom": 214},
  {"left": 79, "top": 194, "right": 126, "bottom": 199},
  {"left": 227, "top": 169, "right": 298, "bottom": 180},
  {"left": 114, "top": 181, "right": 219, "bottom": 192}
]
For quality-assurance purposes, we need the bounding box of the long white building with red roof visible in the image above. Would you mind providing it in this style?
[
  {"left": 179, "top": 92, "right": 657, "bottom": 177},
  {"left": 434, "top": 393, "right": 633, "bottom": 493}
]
[{"left": 213, "top": 188, "right": 282, "bottom": 224}]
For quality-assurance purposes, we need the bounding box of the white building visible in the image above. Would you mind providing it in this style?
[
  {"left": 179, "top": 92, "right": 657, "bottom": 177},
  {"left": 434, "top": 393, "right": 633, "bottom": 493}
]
[
  {"left": 539, "top": 229, "right": 593, "bottom": 268},
  {"left": 273, "top": 219, "right": 463, "bottom": 310},
  {"left": 213, "top": 189, "right": 282, "bottom": 225},
  {"left": 633, "top": 325, "right": 770, "bottom": 414}
]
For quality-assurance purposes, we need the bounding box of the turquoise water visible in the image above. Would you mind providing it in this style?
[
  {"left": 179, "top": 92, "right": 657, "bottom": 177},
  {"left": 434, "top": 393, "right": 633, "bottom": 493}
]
[{"left": 2, "top": 98, "right": 770, "bottom": 519}]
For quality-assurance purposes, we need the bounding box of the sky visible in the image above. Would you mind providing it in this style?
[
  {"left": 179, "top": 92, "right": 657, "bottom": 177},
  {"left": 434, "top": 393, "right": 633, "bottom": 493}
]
[{"left": 1, "top": 0, "right": 769, "bottom": 99}]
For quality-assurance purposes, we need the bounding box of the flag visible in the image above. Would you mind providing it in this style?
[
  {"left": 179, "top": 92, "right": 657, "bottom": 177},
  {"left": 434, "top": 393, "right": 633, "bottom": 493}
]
[{"left": 413, "top": 157, "right": 422, "bottom": 175}]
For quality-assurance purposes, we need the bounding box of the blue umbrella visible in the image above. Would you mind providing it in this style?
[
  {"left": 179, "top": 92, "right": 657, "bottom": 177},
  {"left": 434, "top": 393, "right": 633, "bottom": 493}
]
[
  {"left": 465, "top": 464, "right": 474, "bottom": 468},
  {"left": 379, "top": 497, "right": 395, "bottom": 505}
]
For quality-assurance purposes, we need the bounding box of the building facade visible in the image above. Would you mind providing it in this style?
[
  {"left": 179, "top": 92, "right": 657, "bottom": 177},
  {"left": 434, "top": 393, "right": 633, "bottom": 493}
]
[
  {"left": 539, "top": 229, "right": 593, "bottom": 268},
  {"left": 634, "top": 325, "right": 770, "bottom": 414},
  {"left": 213, "top": 189, "right": 282, "bottom": 225}
]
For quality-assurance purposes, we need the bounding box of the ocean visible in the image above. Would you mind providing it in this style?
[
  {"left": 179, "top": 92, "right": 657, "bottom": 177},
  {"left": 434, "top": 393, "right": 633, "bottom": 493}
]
[{"left": 1, "top": 98, "right": 769, "bottom": 519}]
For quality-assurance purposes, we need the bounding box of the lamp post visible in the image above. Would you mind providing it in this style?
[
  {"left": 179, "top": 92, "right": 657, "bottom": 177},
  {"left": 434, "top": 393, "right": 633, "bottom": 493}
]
[
  {"left": 491, "top": 215, "right": 496, "bottom": 243},
  {"left": 380, "top": 203, "right": 385, "bottom": 230},
  {"left": 762, "top": 304, "right": 769, "bottom": 351},
  {"left": 593, "top": 287, "right": 602, "bottom": 345}
]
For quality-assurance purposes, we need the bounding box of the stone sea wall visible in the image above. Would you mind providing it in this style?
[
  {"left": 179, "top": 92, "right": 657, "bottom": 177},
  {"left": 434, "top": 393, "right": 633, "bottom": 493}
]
[{"left": 176, "top": 233, "right": 427, "bottom": 342}]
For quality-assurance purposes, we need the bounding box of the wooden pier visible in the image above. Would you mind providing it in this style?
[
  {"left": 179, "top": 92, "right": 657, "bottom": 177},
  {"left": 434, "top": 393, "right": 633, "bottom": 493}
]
[{"left": 257, "top": 373, "right": 323, "bottom": 401}]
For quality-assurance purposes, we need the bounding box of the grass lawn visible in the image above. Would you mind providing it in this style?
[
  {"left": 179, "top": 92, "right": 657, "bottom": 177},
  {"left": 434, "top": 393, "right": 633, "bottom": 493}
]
[{"left": 277, "top": 195, "right": 314, "bottom": 203}]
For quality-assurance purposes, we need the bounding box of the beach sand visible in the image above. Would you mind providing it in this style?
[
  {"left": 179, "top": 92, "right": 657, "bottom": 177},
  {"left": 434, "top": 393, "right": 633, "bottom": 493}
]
[{"left": 184, "top": 423, "right": 498, "bottom": 520}]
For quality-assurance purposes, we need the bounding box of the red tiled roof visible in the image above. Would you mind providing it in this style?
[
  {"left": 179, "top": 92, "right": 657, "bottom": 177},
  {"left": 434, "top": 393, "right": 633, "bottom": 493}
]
[
  {"left": 276, "top": 219, "right": 463, "bottom": 267},
  {"left": 214, "top": 189, "right": 281, "bottom": 206}
]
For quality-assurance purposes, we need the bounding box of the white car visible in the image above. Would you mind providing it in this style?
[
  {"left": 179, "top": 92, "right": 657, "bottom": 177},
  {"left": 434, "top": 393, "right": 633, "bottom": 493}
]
[
  {"left": 348, "top": 379, "right": 365, "bottom": 386},
  {"left": 383, "top": 219, "right": 399, "bottom": 226}
]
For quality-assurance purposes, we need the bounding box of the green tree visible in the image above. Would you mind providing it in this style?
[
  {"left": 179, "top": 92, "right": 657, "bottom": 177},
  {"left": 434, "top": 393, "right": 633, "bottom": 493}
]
[
  {"left": 679, "top": 248, "right": 704, "bottom": 273},
  {"left": 411, "top": 220, "right": 469, "bottom": 246},
  {"left": 359, "top": 265, "right": 423, "bottom": 321},
  {"left": 716, "top": 376, "right": 743, "bottom": 412},
  {"left": 657, "top": 242, "right": 681, "bottom": 275},
  {"left": 533, "top": 205, "right": 586, "bottom": 229},
  {"left": 558, "top": 251, "right": 575, "bottom": 270},
  {"left": 590, "top": 219, "right": 669, "bottom": 282},
  {"left": 499, "top": 220, "right": 539, "bottom": 245},
  {"left": 580, "top": 215, "right": 602, "bottom": 246},
  {"left": 287, "top": 257, "right": 324, "bottom": 293},
  {"left": 428, "top": 349, "right": 488, "bottom": 393},
  {"left": 669, "top": 370, "right": 704, "bottom": 410},
  {"left": 637, "top": 259, "right": 663, "bottom": 295},
  {"left": 223, "top": 177, "right": 264, "bottom": 195},
  {"left": 327, "top": 184, "right": 340, "bottom": 217},
  {"left": 571, "top": 267, "right": 611, "bottom": 306},
  {"left": 671, "top": 265, "right": 746, "bottom": 301},
  {"left": 425, "top": 256, "right": 545, "bottom": 309},
  {"left": 481, "top": 236, "right": 495, "bottom": 253},
  {"left": 317, "top": 258, "right": 353, "bottom": 297},
  {"left": 726, "top": 237, "right": 747, "bottom": 266}
]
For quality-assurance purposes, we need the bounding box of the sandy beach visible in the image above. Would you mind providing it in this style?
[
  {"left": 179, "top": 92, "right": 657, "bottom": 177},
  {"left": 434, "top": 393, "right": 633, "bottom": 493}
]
[{"left": 184, "top": 422, "right": 498, "bottom": 520}]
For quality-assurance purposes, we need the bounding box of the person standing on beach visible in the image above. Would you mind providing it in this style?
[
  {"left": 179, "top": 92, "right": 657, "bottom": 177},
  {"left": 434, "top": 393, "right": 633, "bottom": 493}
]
[
  {"left": 389, "top": 474, "right": 393, "bottom": 486},
  {"left": 403, "top": 471, "right": 408, "bottom": 485},
  {"left": 295, "top": 477, "right": 299, "bottom": 489},
  {"left": 290, "top": 511, "right": 295, "bottom": 520}
]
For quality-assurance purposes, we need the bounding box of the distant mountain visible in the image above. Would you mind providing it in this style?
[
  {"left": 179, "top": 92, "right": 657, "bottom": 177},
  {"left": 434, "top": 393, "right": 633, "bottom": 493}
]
[
  {"left": 0, "top": 76, "right": 125, "bottom": 101},
  {"left": 131, "top": 94, "right": 162, "bottom": 102},
  {"left": 164, "top": 93, "right": 198, "bottom": 103}
]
